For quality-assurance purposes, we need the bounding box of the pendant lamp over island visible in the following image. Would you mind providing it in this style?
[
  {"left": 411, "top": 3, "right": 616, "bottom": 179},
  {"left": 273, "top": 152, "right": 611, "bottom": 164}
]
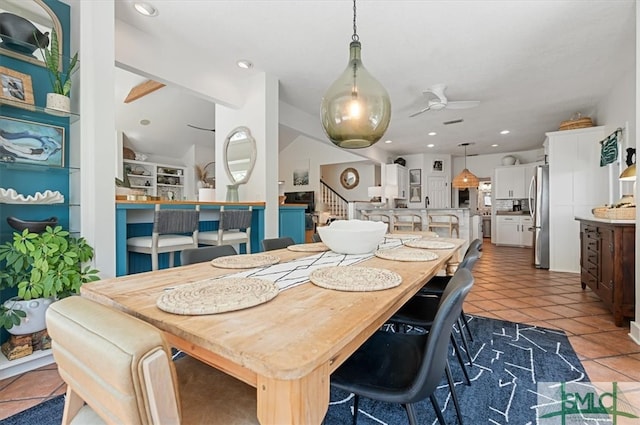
[
  {"left": 452, "top": 142, "right": 480, "bottom": 189},
  {"left": 320, "top": 0, "right": 391, "bottom": 149}
]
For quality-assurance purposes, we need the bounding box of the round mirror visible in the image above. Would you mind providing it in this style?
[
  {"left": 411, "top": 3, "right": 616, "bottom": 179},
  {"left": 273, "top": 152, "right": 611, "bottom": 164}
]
[
  {"left": 223, "top": 126, "right": 256, "bottom": 185},
  {"left": 340, "top": 167, "right": 359, "bottom": 189}
]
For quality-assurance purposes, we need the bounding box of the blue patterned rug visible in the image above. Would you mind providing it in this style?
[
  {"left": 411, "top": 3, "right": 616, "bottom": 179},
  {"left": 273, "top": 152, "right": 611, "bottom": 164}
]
[{"left": 3, "top": 316, "right": 588, "bottom": 425}]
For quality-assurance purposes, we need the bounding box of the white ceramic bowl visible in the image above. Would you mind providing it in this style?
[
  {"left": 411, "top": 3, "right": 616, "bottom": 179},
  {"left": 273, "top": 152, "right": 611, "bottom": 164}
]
[{"left": 317, "top": 219, "right": 387, "bottom": 254}]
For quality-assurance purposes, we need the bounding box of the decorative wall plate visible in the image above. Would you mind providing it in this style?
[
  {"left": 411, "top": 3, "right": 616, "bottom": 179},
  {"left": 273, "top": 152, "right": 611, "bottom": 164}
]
[
  {"left": 210, "top": 253, "right": 279, "bottom": 269},
  {"left": 157, "top": 277, "right": 278, "bottom": 314},
  {"left": 309, "top": 266, "right": 402, "bottom": 291},
  {"left": 287, "top": 242, "right": 329, "bottom": 252},
  {"left": 374, "top": 247, "right": 439, "bottom": 262},
  {"left": 404, "top": 240, "right": 455, "bottom": 249}
]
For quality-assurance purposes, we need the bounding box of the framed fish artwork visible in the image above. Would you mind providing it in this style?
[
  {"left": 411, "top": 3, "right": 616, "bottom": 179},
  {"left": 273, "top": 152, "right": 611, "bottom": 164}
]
[{"left": 0, "top": 116, "right": 64, "bottom": 167}]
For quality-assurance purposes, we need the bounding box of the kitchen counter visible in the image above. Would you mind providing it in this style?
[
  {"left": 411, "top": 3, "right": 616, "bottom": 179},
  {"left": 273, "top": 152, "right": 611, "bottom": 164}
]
[
  {"left": 115, "top": 202, "right": 307, "bottom": 275},
  {"left": 495, "top": 210, "right": 531, "bottom": 215},
  {"left": 574, "top": 215, "right": 635, "bottom": 225}
]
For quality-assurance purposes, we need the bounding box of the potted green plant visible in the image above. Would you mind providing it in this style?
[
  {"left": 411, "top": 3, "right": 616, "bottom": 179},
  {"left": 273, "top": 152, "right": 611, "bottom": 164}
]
[
  {"left": 37, "top": 29, "right": 78, "bottom": 113},
  {"left": 0, "top": 226, "right": 99, "bottom": 334}
]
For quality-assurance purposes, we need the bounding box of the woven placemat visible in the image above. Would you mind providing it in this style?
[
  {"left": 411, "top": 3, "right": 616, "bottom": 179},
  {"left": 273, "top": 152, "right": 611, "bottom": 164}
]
[
  {"left": 210, "top": 253, "right": 279, "bottom": 269},
  {"left": 374, "top": 247, "right": 439, "bottom": 262},
  {"left": 156, "top": 277, "right": 279, "bottom": 315},
  {"left": 404, "top": 240, "right": 455, "bottom": 249},
  {"left": 287, "top": 242, "right": 330, "bottom": 252},
  {"left": 309, "top": 266, "right": 402, "bottom": 292},
  {"left": 384, "top": 233, "right": 422, "bottom": 240}
]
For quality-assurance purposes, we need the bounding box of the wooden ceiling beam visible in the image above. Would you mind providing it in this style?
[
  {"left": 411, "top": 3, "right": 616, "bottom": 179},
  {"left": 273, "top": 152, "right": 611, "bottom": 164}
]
[{"left": 124, "top": 80, "right": 166, "bottom": 103}]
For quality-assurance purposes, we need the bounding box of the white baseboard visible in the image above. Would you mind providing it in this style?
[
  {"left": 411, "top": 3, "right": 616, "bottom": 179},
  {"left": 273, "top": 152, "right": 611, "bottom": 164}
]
[
  {"left": 0, "top": 349, "right": 54, "bottom": 380},
  {"left": 629, "top": 321, "right": 640, "bottom": 345}
]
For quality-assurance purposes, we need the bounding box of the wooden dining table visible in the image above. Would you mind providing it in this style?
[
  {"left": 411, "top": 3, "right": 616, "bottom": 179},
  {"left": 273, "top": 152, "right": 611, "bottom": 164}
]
[{"left": 81, "top": 235, "right": 466, "bottom": 425}]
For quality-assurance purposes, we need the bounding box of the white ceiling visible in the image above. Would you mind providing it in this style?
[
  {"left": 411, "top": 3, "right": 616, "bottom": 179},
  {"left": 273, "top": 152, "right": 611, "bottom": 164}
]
[{"left": 114, "top": 0, "right": 635, "bottom": 159}]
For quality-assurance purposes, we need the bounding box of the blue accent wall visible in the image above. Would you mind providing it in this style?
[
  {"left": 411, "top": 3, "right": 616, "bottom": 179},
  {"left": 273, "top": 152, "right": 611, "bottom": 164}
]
[{"left": 0, "top": 0, "right": 71, "bottom": 344}]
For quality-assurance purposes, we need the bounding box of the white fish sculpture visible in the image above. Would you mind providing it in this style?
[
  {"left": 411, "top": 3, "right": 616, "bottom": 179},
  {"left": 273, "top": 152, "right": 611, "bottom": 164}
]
[
  {"left": 0, "top": 188, "right": 64, "bottom": 204},
  {"left": 0, "top": 129, "right": 62, "bottom": 162}
]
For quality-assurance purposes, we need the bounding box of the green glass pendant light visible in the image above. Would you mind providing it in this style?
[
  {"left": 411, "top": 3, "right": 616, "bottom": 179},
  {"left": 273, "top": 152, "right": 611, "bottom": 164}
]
[{"left": 320, "top": 0, "right": 391, "bottom": 149}]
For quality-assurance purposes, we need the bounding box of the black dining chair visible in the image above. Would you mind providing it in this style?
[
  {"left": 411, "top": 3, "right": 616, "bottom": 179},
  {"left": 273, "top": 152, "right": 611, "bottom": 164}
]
[
  {"left": 419, "top": 239, "right": 483, "bottom": 341},
  {"left": 331, "top": 268, "right": 474, "bottom": 425},
  {"left": 311, "top": 233, "right": 322, "bottom": 243},
  {"left": 390, "top": 246, "right": 481, "bottom": 388},
  {"left": 181, "top": 245, "right": 237, "bottom": 265},
  {"left": 262, "top": 237, "right": 295, "bottom": 251}
]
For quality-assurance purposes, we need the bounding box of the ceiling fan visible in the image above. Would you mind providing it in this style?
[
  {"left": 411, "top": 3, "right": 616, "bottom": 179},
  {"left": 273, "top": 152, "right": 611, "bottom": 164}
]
[
  {"left": 409, "top": 84, "right": 480, "bottom": 117},
  {"left": 187, "top": 124, "right": 215, "bottom": 132}
]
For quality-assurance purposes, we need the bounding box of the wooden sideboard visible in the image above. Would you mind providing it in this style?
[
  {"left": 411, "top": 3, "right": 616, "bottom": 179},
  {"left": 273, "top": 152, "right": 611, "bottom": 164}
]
[{"left": 577, "top": 217, "right": 635, "bottom": 326}]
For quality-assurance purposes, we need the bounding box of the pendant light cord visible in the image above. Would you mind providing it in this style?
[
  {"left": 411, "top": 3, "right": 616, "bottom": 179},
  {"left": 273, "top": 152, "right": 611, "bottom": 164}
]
[{"left": 352, "top": 0, "right": 359, "bottom": 42}]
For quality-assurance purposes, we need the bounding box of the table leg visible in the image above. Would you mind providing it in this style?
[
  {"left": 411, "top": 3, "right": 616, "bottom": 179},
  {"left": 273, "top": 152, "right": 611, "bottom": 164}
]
[{"left": 256, "top": 363, "right": 329, "bottom": 425}]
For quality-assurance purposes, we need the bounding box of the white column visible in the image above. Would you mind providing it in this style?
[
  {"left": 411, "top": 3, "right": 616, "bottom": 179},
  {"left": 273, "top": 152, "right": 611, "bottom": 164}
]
[
  {"left": 76, "top": 0, "right": 116, "bottom": 277},
  {"left": 216, "top": 73, "right": 280, "bottom": 238}
]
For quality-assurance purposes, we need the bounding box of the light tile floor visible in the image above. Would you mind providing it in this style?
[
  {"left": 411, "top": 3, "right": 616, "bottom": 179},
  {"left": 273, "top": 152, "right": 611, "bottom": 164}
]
[{"left": 1, "top": 241, "right": 639, "bottom": 420}]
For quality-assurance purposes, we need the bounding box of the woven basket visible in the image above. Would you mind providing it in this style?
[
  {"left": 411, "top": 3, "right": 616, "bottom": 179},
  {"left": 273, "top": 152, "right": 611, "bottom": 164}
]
[
  {"left": 559, "top": 117, "right": 593, "bottom": 131},
  {"left": 592, "top": 207, "right": 636, "bottom": 220}
]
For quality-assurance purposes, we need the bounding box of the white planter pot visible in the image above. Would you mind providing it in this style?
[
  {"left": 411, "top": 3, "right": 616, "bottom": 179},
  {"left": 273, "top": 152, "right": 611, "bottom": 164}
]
[
  {"left": 46, "top": 93, "right": 71, "bottom": 113},
  {"left": 3, "top": 297, "right": 55, "bottom": 335},
  {"left": 199, "top": 188, "right": 216, "bottom": 202}
]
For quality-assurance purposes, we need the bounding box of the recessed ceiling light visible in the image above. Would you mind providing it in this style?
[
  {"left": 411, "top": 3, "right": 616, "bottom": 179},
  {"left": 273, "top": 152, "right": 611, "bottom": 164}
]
[
  {"left": 384, "top": 140, "right": 393, "bottom": 144},
  {"left": 134, "top": 2, "right": 158, "bottom": 17},
  {"left": 427, "top": 143, "right": 435, "bottom": 148},
  {"left": 236, "top": 59, "right": 253, "bottom": 69},
  {"left": 500, "top": 130, "right": 510, "bottom": 135},
  {"left": 428, "top": 132, "right": 437, "bottom": 136},
  {"left": 140, "top": 119, "right": 151, "bottom": 126},
  {"left": 491, "top": 144, "right": 499, "bottom": 147}
]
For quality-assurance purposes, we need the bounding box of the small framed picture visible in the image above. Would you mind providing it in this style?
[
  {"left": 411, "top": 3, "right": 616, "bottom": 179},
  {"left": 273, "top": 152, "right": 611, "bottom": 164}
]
[
  {"left": 409, "top": 168, "right": 421, "bottom": 184},
  {"left": 0, "top": 66, "right": 35, "bottom": 110},
  {"left": 0, "top": 116, "right": 65, "bottom": 167},
  {"left": 433, "top": 160, "right": 443, "bottom": 172}
]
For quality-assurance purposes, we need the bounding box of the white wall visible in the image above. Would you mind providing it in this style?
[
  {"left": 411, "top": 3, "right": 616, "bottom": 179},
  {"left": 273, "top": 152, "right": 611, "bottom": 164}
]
[
  {"left": 452, "top": 148, "right": 544, "bottom": 179},
  {"left": 595, "top": 67, "right": 636, "bottom": 203},
  {"left": 321, "top": 162, "right": 378, "bottom": 201},
  {"left": 279, "top": 134, "right": 369, "bottom": 207}
]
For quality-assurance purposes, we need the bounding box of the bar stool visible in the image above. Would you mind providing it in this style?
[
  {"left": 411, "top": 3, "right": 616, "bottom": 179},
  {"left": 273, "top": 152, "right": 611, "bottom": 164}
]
[
  {"left": 361, "top": 210, "right": 390, "bottom": 224},
  {"left": 392, "top": 213, "right": 423, "bottom": 232},
  {"left": 127, "top": 204, "right": 200, "bottom": 271},
  {"left": 198, "top": 206, "right": 252, "bottom": 253},
  {"left": 428, "top": 214, "right": 460, "bottom": 237}
]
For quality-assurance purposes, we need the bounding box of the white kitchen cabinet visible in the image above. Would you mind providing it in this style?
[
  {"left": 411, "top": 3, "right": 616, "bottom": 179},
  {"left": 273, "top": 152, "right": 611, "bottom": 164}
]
[
  {"left": 496, "top": 215, "right": 533, "bottom": 247},
  {"left": 124, "top": 160, "right": 186, "bottom": 200},
  {"left": 385, "top": 164, "right": 408, "bottom": 199},
  {"left": 494, "top": 166, "right": 526, "bottom": 199}
]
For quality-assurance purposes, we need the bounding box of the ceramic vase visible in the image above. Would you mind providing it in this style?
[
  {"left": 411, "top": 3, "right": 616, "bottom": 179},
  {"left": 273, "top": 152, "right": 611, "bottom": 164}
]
[
  {"left": 3, "top": 296, "right": 55, "bottom": 335},
  {"left": 46, "top": 93, "right": 70, "bottom": 113},
  {"left": 199, "top": 188, "right": 216, "bottom": 202},
  {"left": 226, "top": 184, "right": 239, "bottom": 202}
]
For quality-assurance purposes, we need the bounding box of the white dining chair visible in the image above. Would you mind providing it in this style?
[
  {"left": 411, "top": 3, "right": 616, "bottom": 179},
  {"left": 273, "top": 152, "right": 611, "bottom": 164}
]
[
  {"left": 127, "top": 204, "right": 200, "bottom": 271},
  {"left": 198, "top": 206, "right": 252, "bottom": 253}
]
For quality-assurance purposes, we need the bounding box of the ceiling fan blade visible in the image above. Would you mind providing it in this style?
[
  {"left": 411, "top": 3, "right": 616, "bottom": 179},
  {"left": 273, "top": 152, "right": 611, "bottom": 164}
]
[
  {"left": 446, "top": 100, "right": 480, "bottom": 110},
  {"left": 409, "top": 105, "right": 432, "bottom": 117},
  {"left": 424, "top": 83, "right": 447, "bottom": 103},
  {"left": 187, "top": 124, "right": 215, "bottom": 132}
]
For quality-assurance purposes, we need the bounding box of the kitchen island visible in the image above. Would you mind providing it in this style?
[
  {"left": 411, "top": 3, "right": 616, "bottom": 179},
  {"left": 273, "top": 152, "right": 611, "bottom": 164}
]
[
  {"left": 115, "top": 201, "right": 306, "bottom": 275},
  {"left": 357, "top": 206, "right": 478, "bottom": 241}
]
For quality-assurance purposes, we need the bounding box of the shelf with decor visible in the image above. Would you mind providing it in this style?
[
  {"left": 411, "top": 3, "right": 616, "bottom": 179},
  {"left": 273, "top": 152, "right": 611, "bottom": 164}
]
[{"left": 123, "top": 159, "right": 186, "bottom": 200}]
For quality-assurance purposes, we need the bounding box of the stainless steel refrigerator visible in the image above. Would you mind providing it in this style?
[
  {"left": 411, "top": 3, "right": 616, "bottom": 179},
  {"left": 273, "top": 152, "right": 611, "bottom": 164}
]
[{"left": 529, "top": 164, "right": 550, "bottom": 268}]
